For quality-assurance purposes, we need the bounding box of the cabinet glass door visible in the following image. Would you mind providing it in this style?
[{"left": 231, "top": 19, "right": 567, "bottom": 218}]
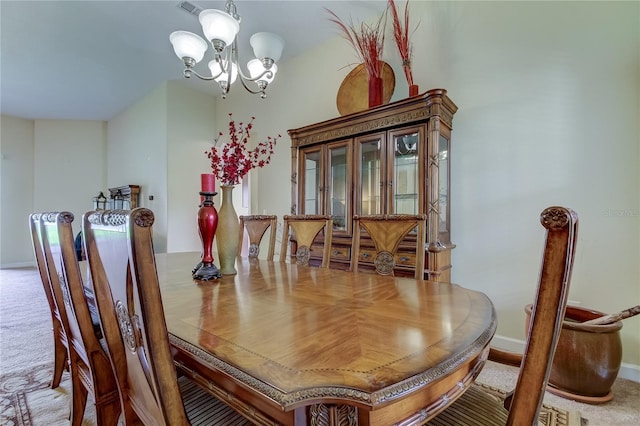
[
  {"left": 438, "top": 135, "right": 450, "bottom": 242},
  {"left": 300, "top": 148, "right": 323, "bottom": 214},
  {"left": 327, "top": 142, "right": 351, "bottom": 232},
  {"left": 392, "top": 130, "right": 420, "bottom": 214},
  {"left": 357, "top": 135, "right": 384, "bottom": 215}
]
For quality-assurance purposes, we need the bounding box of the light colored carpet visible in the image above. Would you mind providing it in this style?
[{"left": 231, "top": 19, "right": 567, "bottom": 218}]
[
  {"left": 0, "top": 269, "right": 54, "bottom": 372},
  {"left": 0, "top": 368, "right": 580, "bottom": 426},
  {"left": 477, "top": 360, "right": 640, "bottom": 426},
  {"left": 1, "top": 267, "right": 639, "bottom": 425},
  {"left": 1, "top": 372, "right": 93, "bottom": 426},
  {"left": 0, "top": 369, "right": 250, "bottom": 426}
]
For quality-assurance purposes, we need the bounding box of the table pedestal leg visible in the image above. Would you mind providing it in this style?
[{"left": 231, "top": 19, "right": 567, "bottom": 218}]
[{"left": 308, "top": 404, "right": 357, "bottom": 426}]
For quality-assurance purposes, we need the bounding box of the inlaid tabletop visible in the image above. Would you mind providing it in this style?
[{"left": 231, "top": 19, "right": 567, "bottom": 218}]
[{"left": 157, "top": 252, "right": 496, "bottom": 425}]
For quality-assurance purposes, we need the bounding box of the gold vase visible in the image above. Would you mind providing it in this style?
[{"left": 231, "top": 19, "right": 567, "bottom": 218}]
[{"left": 215, "top": 185, "right": 240, "bottom": 275}]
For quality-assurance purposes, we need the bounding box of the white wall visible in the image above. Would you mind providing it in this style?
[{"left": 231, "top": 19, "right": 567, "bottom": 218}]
[
  {"left": 107, "top": 81, "right": 218, "bottom": 254},
  {"left": 0, "top": 116, "right": 35, "bottom": 267},
  {"left": 0, "top": 81, "right": 218, "bottom": 264},
  {"left": 108, "top": 84, "right": 170, "bottom": 252},
  {"left": 0, "top": 117, "right": 105, "bottom": 267},
  {"left": 441, "top": 1, "right": 639, "bottom": 368},
  {"left": 33, "top": 120, "right": 106, "bottom": 233},
  {"left": 166, "top": 82, "right": 217, "bottom": 253}
]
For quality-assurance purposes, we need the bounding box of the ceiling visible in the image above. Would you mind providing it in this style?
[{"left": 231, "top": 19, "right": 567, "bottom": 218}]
[{"left": 1, "top": 0, "right": 386, "bottom": 121}]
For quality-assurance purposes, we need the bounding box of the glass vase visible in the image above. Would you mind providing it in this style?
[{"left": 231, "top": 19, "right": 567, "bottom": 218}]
[{"left": 216, "top": 185, "right": 240, "bottom": 275}]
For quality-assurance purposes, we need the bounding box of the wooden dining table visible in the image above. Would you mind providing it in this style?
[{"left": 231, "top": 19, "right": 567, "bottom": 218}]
[{"left": 157, "top": 252, "right": 497, "bottom": 426}]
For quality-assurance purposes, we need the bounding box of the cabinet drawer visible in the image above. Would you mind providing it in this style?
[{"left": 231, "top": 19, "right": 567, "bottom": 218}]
[
  {"left": 330, "top": 246, "right": 351, "bottom": 260},
  {"left": 310, "top": 244, "right": 351, "bottom": 260},
  {"left": 358, "top": 249, "right": 416, "bottom": 267},
  {"left": 308, "top": 244, "right": 326, "bottom": 258},
  {"left": 358, "top": 249, "right": 377, "bottom": 263},
  {"left": 395, "top": 252, "right": 416, "bottom": 267}
]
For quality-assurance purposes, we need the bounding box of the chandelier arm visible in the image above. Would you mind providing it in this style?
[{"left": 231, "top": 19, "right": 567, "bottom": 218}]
[
  {"left": 228, "top": 40, "right": 259, "bottom": 93},
  {"left": 237, "top": 76, "right": 266, "bottom": 97},
  {"left": 213, "top": 45, "right": 233, "bottom": 77},
  {"left": 232, "top": 48, "right": 266, "bottom": 96},
  {"left": 230, "top": 39, "right": 272, "bottom": 86},
  {"left": 217, "top": 45, "right": 235, "bottom": 97},
  {"left": 185, "top": 68, "right": 217, "bottom": 81},
  {"left": 236, "top": 67, "right": 274, "bottom": 83}
]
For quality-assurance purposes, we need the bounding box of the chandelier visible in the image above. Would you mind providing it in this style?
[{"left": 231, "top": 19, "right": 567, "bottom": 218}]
[{"left": 169, "top": 0, "right": 284, "bottom": 99}]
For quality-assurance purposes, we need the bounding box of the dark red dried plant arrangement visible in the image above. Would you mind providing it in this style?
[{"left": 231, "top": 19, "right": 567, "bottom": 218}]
[
  {"left": 205, "top": 113, "right": 281, "bottom": 186},
  {"left": 326, "top": 8, "right": 387, "bottom": 79},
  {"left": 388, "top": 0, "right": 418, "bottom": 92}
]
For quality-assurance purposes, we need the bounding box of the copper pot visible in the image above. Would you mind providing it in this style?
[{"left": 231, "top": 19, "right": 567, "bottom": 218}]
[{"left": 525, "top": 304, "right": 623, "bottom": 398}]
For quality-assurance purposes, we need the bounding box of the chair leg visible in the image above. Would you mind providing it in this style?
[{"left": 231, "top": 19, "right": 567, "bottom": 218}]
[
  {"left": 51, "top": 332, "right": 67, "bottom": 388},
  {"left": 91, "top": 354, "right": 122, "bottom": 426},
  {"left": 122, "top": 399, "right": 141, "bottom": 424},
  {"left": 95, "top": 396, "right": 122, "bottom": 426},
  {"left": 70, "top": 365, "right": 88, "bottom": 426}
]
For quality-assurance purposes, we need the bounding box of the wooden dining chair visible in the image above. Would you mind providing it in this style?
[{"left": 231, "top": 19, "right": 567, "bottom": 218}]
[
  {"left": 29, "top": 213, "right": 68, "bottom": 389},
  {"left": 279, "top": 214, "right": 333, "bottom": 267},
  {"left": 351, "top": 214, "right": 427, "bottom": 279},
  {"left": 38, "top": 212, "right": 121, "bottom": 426},
  {"left": 238, "top": 214, "right": 278, "bottom": 260},
  {"left": 83, "top": 208, "right": 251, "bottom": 425},
  {"left": 426, "top": 206, "right": 579, "bottom": 426}
]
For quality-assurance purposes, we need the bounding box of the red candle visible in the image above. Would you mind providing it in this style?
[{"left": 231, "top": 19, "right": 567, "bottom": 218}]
[{"left": 201, "top": 173, "right": 216, "bottom": 193}]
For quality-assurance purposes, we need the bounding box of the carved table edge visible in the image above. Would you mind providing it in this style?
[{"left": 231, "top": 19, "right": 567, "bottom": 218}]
[{"left": 169, "top": 321, "right": 495, "bottom": 411}]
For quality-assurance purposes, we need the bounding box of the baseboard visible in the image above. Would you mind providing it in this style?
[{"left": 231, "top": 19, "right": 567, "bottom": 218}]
[
  {"left": 0, "top": 261, "right": 35, "bottom": 269},
  {"left": 491, "top": 334, "right": 640, "bottom": 383}
]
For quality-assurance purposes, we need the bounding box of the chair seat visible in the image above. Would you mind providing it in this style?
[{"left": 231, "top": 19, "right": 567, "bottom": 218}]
[
  {"left": 427, "top": 384, "right": 551, "bottom": 426},
  {"left": 178, "top": 376, "right": 252, "bottom": 425},
  {"left": 427, "top": 385, "right": 508, "bottom": 426}
]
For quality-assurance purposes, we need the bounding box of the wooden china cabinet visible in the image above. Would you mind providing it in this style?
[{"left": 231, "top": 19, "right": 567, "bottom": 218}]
[{"left": 288, "top": 89, "right": 457, "bottom": 282}]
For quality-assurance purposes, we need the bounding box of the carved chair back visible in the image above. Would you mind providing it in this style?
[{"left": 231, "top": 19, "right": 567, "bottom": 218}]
[
  {"left": 83, "top": 208, "right": 189, "bottom": 425},
  {"left": 38, "top": 211, "right": 120, "bottom": 425},
  {"left": 279, "top": 215, "right": 333, "bottom": 267},
  {"left": 29, "top": 213, "right": 68, "bottom": 389},
  {"left": 427, "top": 206, "right": 579, "bottom": 426},
  {"left": 506, "top": 206, "right": 578, "bottom": 423},
  {"left": 351, "top": 214, "right": 427, "bottom": 279},
  {"left": 238, "top": 215, "right": 278, "bottom": 260}
]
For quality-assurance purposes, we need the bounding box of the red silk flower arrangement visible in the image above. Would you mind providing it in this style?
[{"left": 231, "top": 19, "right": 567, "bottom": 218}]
[{"left": 205, "top": 114, "right": 281, "bottom": 186}]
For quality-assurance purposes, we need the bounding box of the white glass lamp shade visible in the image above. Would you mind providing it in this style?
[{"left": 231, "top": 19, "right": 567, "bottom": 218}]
[
  {"left": 209, "top": 60, "right": 238, "bottom": 84},
  {"left": 169, "top": 31, "right": 207, "bottom": 63},
  {"left": 250, "top": 32, "right": 284, "bottom": 62},
  {"left": 248, "top": 59, "right": 277, "bottom": 84},
  {"left": 198, "top": 9, "right": 239, "bottom": 46}
]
